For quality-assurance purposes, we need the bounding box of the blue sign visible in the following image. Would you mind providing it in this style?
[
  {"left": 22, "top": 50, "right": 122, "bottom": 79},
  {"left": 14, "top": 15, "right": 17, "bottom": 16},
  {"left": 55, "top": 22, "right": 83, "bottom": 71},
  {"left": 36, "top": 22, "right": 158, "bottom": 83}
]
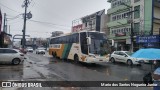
[
  {"left": 136, "top": 35, "right": 160, "bottom": 43},
  {"left": 143, "top": 43, "right": 159, "bottom": 47}
]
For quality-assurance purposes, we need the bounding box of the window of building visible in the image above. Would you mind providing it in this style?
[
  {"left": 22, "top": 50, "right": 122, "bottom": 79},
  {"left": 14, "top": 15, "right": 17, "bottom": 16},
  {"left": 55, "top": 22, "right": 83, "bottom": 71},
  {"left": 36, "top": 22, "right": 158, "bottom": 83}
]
[
  {"left": 111, "top": 0, "right": 130, "bottom": 8},
  {"left": 127, "top": 28, "right": 129, "bottom": 32},
  {"left": 112, "top": 15, "right": 117, "bottom": 21},
  {"left": 129, "top": 28, "right": 131, "bottom": 32},
  {"left": 85, "top": 22, "right": 87, "bottom": 27},
  {"left": 134, "top": 22, "right": 140, "bottom": 34},
  {"left": 134, "top": 5, "right": 140, "bottom": 19},
  {"left": 92, "top": 20, "right": 95, "bottom": 25}
]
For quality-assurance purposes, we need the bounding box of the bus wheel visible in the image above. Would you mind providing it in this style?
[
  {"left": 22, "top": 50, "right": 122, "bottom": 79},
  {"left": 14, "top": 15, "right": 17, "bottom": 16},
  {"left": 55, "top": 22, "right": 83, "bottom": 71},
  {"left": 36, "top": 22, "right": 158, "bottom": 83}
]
[
  {"left": 55, "top": 52, "right": 58, "bottom": 58},
  {"left": 74, "top": 55, "right": 79, "bottom": 63},
  {"left": 52, "top": 52, "right": 55, "bottom": 57}
]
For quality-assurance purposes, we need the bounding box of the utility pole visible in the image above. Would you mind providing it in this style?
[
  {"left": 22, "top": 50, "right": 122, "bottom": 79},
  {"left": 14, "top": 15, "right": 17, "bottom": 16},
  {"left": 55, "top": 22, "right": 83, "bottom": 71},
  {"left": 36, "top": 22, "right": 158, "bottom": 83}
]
[
  {"left": 9, "top": 25, "right": 10, "bottom": 34},
  {"left": 22, "top": 0, "right": 30, "bottom": 48},
  {"left": 1, "top": 13, "right": 6, "bottom": 48},
  {"left": 3, "top": 13, "right": 6, "bottom": 32},
  {"left": 121, "top": 2, "right": 137, "bottom": 52}
]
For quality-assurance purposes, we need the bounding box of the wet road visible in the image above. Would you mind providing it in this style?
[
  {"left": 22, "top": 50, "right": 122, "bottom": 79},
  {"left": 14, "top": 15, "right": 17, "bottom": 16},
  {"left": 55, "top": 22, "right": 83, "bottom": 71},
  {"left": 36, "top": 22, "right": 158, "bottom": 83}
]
[{"left": 0, "top": 52, "right": 153, "bottom": 90}]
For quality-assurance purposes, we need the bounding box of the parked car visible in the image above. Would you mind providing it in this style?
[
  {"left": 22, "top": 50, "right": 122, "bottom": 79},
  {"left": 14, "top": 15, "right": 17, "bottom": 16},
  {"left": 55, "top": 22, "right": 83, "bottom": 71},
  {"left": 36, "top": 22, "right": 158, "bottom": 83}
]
[
  {"left": 36, "top": 47, "right": 45, "bottom": 54},
  {"left": 26, "top": 47, "right": 33, "bottom": 52},
  {"left": 0, "top": 48, "right": 25, "bottom": 65},
  {"left": 110, "top": 51, "right": 141, "bottom": 66}
]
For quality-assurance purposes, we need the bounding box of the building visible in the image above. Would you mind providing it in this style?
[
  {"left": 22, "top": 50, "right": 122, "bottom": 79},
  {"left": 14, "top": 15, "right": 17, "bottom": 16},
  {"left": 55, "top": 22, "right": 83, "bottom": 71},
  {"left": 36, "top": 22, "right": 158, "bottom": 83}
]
[
  {"left": 107, "top": 0, "right": 160, "bottom": 51},
  {"left": 72, "top": 9, "right": 106, "bottom": 33},
  {"left": 51, "top": 31, "right": 63, "bottom": 37},
  {"left": 0, "top": 32, "right": 12, "bottom": 48}
]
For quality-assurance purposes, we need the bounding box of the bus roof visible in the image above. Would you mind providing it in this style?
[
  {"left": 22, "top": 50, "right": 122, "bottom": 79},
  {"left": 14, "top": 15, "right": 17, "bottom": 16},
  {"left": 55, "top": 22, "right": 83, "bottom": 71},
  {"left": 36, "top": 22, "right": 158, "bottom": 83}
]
[{"left": 50, "top": 31, "right": 105, "bottom": 39}]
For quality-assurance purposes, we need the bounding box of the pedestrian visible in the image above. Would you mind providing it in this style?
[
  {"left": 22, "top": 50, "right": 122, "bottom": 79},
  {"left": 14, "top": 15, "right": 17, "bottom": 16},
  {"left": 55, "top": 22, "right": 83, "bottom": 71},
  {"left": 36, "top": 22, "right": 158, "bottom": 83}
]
[{"left": 152, "top": 60, "right": 160, "bottom": 90}]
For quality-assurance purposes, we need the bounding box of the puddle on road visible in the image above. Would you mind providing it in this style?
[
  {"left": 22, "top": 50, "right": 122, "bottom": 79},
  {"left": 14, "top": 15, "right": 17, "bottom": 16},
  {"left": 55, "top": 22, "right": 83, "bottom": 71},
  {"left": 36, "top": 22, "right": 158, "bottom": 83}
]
[
  {"left": 0, "top": 65, "right": 23, "bottom": 80},
  {"left": 22, "top": 68, "right": 42, "bottom": 80}
]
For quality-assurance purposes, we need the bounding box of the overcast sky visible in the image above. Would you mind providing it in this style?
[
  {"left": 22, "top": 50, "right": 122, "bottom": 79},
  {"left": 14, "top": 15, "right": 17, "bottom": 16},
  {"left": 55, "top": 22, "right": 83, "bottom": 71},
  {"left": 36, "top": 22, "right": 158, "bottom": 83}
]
[{"left": 0, "top": 0, "right": 110, "bottom": 38}]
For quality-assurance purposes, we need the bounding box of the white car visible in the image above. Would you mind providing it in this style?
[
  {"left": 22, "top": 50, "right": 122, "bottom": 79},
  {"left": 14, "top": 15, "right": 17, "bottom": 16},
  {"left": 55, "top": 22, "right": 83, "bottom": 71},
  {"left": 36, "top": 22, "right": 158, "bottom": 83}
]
[
  {"left": 0, "top": 48, "right": 25, "bottom": 65},
  {"left": 36, "top": 48, "right": 45, "bottom": 54},
  {"left": 26, "top": 47, "right": 33, "bottom": 52},
  {"left": 110, "top": 51, "right": 141, "bottom": 66}
]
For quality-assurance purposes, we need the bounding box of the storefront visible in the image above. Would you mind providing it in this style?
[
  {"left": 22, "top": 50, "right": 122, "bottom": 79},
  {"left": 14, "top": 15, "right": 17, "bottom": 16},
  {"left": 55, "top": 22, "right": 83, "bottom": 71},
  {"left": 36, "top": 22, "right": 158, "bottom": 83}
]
[
  {"left": 113, "top": 39, "right": 130, "bottom": 51},
  {"left": 0, "top": 32, "right": 12, "bottom": 48},
  {"left": 110, "top": 32, "right": 131, "bottom": 51}
]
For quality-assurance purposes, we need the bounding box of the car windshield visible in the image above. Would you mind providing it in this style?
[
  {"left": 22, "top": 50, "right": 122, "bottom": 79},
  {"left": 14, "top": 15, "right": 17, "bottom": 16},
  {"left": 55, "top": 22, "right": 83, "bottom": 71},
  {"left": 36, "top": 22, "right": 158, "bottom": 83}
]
[{"left": 125, "top": 51, "right": 133, "bottom": 56}]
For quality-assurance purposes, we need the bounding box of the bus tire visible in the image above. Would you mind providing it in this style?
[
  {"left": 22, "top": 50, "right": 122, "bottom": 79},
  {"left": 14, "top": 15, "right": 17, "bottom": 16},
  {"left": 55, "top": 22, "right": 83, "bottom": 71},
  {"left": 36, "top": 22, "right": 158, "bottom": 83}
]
[
  {"left": 52, "top": 52, "right": 56, "bottom": 58},
  {"left": 74, "top": 54, "right": 79, "bottom": 63},
  {"left": 55, "top": 52, "right": 58, "bottom": 58},
  {"left": 52, "top": 52, "right": 54, "bottom": 57}
]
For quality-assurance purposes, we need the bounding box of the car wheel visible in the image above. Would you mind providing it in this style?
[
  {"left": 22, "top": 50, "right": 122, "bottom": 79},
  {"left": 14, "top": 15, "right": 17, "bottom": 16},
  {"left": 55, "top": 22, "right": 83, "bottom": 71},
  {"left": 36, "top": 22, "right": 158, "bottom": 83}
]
[
  {"left": 110, "top": 57, "right": 115, "bottom": 63},
  {"left": 12, "top": 58, "right": 20, "bottom": 65},
  {"left": 127, "top": 60, "right": 133, "bottom": 66}
]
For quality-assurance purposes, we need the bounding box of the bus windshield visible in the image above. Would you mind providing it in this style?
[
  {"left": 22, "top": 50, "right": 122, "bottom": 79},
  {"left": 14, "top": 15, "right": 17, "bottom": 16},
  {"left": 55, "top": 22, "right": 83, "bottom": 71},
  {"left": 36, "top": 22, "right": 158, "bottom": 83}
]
[{"left": 88, "top": 32, "right": 109, "bottom": 56}]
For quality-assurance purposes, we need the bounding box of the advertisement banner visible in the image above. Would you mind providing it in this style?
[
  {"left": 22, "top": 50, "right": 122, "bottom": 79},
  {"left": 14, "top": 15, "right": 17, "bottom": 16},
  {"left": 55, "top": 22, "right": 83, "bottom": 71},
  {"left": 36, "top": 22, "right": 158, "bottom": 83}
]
[{"left": 136, "top": 35, "right": 160, "bottom": 43}]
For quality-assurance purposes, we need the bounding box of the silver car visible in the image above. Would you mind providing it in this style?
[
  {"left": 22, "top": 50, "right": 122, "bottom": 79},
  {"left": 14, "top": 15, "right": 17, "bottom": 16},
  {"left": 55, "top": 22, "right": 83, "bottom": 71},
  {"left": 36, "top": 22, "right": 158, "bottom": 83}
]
[
  {"left": 0, "top": 48, "right": 25, "bottom": 65},
  {"left": 26, "top": 47, "right": 33, "bottom": 52},
  {"left": 36, "top": 48, "right": 45, "bottom": 54},
  {"left": 110, "top": 51, "right": 140, "bottom": 66}
]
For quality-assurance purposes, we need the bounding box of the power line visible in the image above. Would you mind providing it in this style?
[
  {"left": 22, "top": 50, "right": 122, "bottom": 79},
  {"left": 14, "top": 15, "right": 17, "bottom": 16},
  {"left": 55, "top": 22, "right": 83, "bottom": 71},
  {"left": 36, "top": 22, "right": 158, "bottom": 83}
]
[
  {"left": 0, "top": 3, "right": 22, "bottom": 13},
  {"left": 11, "top": 30, "right": 52, "bottom": 33},
  {"left": 7, "top": 14, "right": 23, "bottom": 21},
  {"left": 8, "top": 20, "right": 23, "bottom": 24},
  {"left": 29, "top": 19, "right": 71, "bottom": 28}
]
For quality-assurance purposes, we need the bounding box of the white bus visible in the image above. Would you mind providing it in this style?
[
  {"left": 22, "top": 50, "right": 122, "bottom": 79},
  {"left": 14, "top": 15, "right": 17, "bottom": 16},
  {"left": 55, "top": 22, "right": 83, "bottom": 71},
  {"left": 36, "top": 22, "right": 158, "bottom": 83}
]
[{"left": 49, "top": 31, "right": 110, "bottom": 63}]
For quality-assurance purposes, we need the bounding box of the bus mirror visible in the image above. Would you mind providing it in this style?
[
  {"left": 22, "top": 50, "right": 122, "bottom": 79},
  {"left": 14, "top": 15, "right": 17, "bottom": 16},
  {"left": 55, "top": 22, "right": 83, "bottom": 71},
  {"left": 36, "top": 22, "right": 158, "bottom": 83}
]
[{"left": 87, "top": 37, "right": 91, "bottom": 45}]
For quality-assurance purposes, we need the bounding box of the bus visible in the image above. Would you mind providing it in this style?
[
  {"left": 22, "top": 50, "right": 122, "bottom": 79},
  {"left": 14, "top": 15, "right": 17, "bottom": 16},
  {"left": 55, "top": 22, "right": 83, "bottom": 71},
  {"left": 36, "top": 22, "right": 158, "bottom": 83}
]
[{"left": 49, "top": 31, "right": 110, "bottom": 63}]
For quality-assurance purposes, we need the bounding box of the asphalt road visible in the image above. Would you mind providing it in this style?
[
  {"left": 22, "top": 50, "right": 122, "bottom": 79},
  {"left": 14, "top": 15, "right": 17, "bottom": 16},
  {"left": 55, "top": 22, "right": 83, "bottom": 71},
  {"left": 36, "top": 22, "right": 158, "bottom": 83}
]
[{"left": 0, "top": 51, "right": 154, "bottom": 90}]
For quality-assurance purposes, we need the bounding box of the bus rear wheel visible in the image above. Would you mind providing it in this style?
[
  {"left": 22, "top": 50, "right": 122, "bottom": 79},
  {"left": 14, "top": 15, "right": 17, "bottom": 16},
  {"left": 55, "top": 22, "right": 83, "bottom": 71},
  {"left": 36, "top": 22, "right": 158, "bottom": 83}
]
[{"left": 52, "top": 52, "right": 57, "bottom": 58}]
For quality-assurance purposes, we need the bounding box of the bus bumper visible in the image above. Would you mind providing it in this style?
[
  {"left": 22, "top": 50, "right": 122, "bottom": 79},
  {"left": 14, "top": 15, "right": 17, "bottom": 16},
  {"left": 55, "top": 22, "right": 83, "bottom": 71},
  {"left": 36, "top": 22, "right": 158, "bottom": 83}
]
[{"left": 85, "top": 57, "right": 109, "bottom": 63}]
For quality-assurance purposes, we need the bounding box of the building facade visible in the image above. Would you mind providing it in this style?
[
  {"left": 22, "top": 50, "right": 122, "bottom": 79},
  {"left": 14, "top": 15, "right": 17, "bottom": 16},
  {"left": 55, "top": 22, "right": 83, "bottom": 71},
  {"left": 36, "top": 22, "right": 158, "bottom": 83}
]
[
  {"left": 107, "top": 0, "right": 160, "bottom": 51},
  {"left": 72, "top": 9, "right": 106, "bottom": 33}
]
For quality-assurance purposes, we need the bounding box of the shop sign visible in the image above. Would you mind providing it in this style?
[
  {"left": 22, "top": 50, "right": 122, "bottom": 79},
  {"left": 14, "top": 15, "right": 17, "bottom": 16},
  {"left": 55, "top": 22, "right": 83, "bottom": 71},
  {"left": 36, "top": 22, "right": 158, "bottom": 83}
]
[
  {"left": 143, "top": 43, "right": 159, "bottom": 47},
  {"left": 126, "top": 38, "right": 131, "bottom": 44},
  {"left": 72, "top": 24, "right": 83, "bottom": 32},
  {"left": 115, "top": 32, "right": 126, "bottom": 37},
  {"left": 136, "top": 35, "right": 160, "bottom": 43}
]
